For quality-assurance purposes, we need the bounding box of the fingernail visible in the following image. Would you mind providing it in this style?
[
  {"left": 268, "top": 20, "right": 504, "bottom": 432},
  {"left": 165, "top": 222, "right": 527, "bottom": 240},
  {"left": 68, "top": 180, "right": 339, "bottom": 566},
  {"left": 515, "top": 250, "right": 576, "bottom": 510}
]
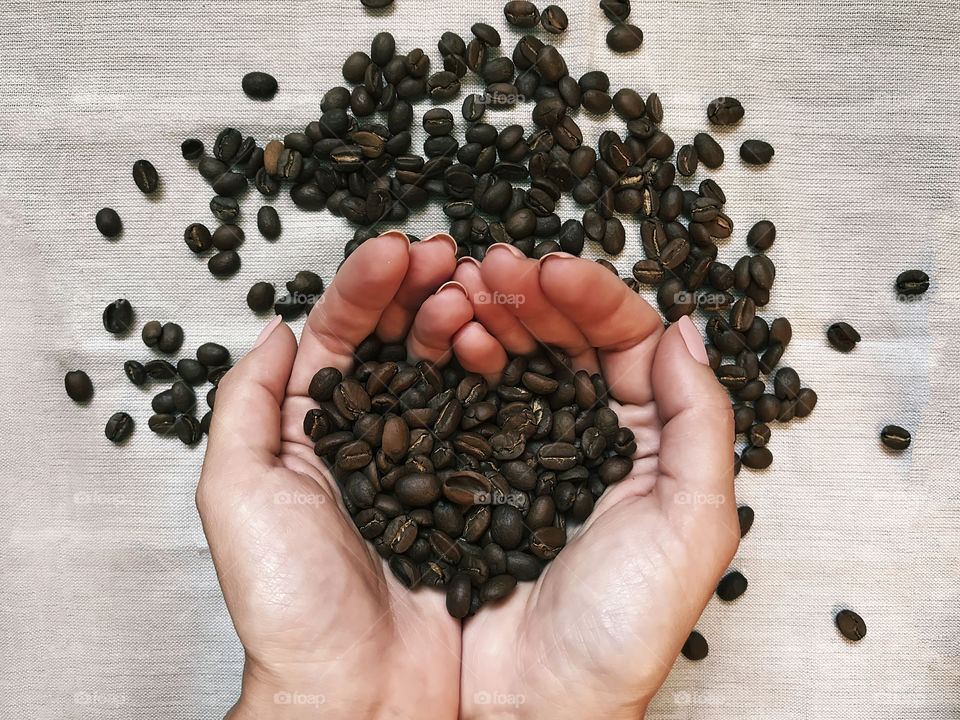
[
  {"left": 378, "top": 229, "right": 410, "bottom": 244},
  {"left": 437, "top": 280, "right": 469, "bottom": 297},
  {"left": 456, "top": 255, "right": 481, "bottom": 267},
  {"left": 538, "top": 251, "right": 578, "bottom": 267},
  {"left": 488, "top": 242, "right": 527, "bottom": 259},
  {"left": 421, "top": 232, "right": 458, "bottom": 254},
  {"left": 677, "top": 315, "right": 709, "bottom": 365},
  {"left": 253, "top": 315, "right": 283, "bottom": 349}
]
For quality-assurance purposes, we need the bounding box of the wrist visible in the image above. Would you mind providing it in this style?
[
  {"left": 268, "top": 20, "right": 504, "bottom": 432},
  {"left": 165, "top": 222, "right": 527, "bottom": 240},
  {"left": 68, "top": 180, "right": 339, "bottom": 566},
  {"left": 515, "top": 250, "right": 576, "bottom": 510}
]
[{"left": 226, "top": 658, "right": 349, "bottom": 720}]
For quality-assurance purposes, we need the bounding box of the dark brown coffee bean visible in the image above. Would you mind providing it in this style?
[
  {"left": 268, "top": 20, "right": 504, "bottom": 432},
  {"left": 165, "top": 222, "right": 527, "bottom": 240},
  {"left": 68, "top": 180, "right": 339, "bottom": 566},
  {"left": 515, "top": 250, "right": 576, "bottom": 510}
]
[
  {"left": 482, "top": 574, "right": 518, "bottom": 602},
  {"left": 607, "top": 23, "right": 643, "bottom": 52},
  {"left": 740, "top": 139, "right": 775, "bottom": 165},
  {"left": 446, "top": 573, "right": 472, "bottom": 618},
  {"left": 103, "top": 299, "right": 134, "bottom": 335},
  {"left": 693, "top": 132, "right": 724, "bottom": 168},
  {"left": 880, "top": 425, "right": 911, "bottom": 451},
  {"left": 105, "top": 412, "right": 135, "bottom": 443},
  {"left": 395, "top": 472, "right": 442, "bottom": 507},
  {"left": 681, "top": 630, "right": 709, "bottom": 661},
  {"left": 64, "top": 370, "right": 93, "bottom": 402},
  {"left": 442, "top": 471, "right": 492, "bottom": 505},
  {"left": 835, "top": 609, "right": 867, "bottom": 641},
  {"left": 747, "top": 220, "right": 776, "bottom": 251},
  {"left": 738, "top": 506, "right": 754, "bottom": 537},
  {"left": 716, "top": 571, "right": 748, "bottom": 601},
  {"left": 895, "top": 269, "right": 929, "bottom": 296},
  {"left": 741, "top": 445, "right": 773, "bottom": 469},
  {"left": 774, "top": 367, "right": 801, "bottom": 400},
  {"left": 827, "top": 322, "right": 861, "bottom": 352},
  {"left": 504, "top": 1, "right": 540, "bottom": 28},
  {"left": 529, "top": 525, "right": 565, "bottom": 560},
  {"left": 132, "top": 159, "right": 159, "bottom": 193},
  {"left": 707, "top": 96, "right": 744, "bottom": 126},
  {"left": 384, "top": 514, "right": 418, "bottom": 554}
]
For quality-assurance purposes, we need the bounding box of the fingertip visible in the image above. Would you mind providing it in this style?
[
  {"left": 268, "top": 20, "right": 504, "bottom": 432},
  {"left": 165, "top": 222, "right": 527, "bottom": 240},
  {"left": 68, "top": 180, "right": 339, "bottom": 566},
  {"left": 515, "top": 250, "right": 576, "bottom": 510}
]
[{"left": 453, "top": 321, "right": 508, "bottom": 378}]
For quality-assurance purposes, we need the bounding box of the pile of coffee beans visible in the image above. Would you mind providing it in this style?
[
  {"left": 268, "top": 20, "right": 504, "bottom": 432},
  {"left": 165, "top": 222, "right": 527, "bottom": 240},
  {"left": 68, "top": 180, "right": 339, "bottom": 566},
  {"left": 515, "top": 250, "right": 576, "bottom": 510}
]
[{"left": 304, "top": 338, "right": 635, "bottom": 617}]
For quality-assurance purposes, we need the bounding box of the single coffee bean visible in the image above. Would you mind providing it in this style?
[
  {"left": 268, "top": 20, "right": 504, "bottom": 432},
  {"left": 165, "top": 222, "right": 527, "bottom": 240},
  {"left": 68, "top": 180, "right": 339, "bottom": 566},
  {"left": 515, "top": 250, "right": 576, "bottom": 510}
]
[
  {"left": 309, "top": 367, "right": 343, "bottom": 402},
  {"left": 184, "top": 223, "right": 212, "bottom": 253},
  {"left": 827, "top": 322, "right": 861, "bottom": 352},
  {"left": 737, "top": 505, "right": 754, "bottom": 537},
  {"left": 95, "top": 208, "right": 122, "bottom": 238},
  {"left": 681, "top": 630, "right": 708, "bottom": 661},
  {"left": 247, "top": 282, "right": 275, "bottom": 313},
  {"left": 196, "top": 342, "right": 230, "bottom": 368},
  {"left": 600, "top": 0, "right": 631, "bottom": 21},
  {"left": 795, "top": 388, "right": 818, "bottom": 418},
  {"left": 208, "top": 250, "right": 240, "bottom": 277},
  {"left": 144, "top": 359, "right": 177, "bottom": 381},
  {"left": 174, "top": 415, "right": 202, "bottom": 445},
  {"left": 607, "top": 23, "right": 643, "bottom": 52},
  {"left": 880, "top": 424, "right": 911, "bottom": 451},
  {"left": 157, "top": 322, "right": 184, "bottom": 353},
  {"left": 445, "top": 573, "right": 472, "bottom": 618},
  {"left": 504, "top": 1, "right": 540, "bottom": 28},
  {"left": 895, "top": 269, "right": 929, "bottom": 296},
  {"left": 774, "top": 367, "right": 801, "bottom": 400},
  {"left": 396, "top": 472, "right": 442, "bottom": 507},
  {"left": 64, "top": 370, "right": 93, "bottom": 402},
  {"left": 693, "top": 132, "right": 724, "bottom": 168},
  {"left": 257, "top": 206, "right": 281, "bottom": 239},
  {"left": 541, "top": 5, "right": 568, "bottom": 33},
  {"left": 180, "top": 138, "right": 204, "bottom": 160},
  {"left": 241, "top": 71, "right": 277, "bottom": 100},
  {"left": 529, "top": 525, "right": 566, "bottom": 560},
  {"left": 835, "top": 609, "right": 867, "bottom": 641},
  {"left": 123, "top": 360, "right": 146, "bottom": 386},
  {"left": 132, "top": 159, "right": 159, "bottom": 193},
  {"left": 676, "top": 144, "right": 698, "bottom": 176},
  {"left": 747, "top": 220, "right": 776, "bottom": 251},
  {"left": 210, "top": 195, "right": 240, "bottom": 222},
  {"left": 716, "top": 570, "right": 748, "bottom": 601},
  {"left": 707, "top": 96, "right": 744, "bottom": 125},
  {"left": 103, "top": 299, "right": 134, "bottom": 334},
  {"left": 740, "top": 139, "right": 775, "bottom": 165},
  {"left": 105, "top": 412, "right": 134, "bottom": 443},
  {"left": 176, "top": 358, "right": 207, "bottom": 386},
  {"left": 748, "top": 423, "right": 771, "bottom": 447},
  {"left": 740, "top": 445, "right": 773, "bottom": 469},
  {"left": 148, "top": 413, "right": 176, "bottom": 435}
]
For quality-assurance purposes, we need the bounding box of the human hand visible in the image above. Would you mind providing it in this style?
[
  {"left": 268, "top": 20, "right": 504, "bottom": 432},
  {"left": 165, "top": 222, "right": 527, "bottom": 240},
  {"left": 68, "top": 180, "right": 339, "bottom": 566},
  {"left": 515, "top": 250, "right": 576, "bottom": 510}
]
[
  {"left": 196, "top": 231, "right": 469, "bottom": 720},
  {"left": 455, "top": 245, "right": 739, "bottom": 719}
]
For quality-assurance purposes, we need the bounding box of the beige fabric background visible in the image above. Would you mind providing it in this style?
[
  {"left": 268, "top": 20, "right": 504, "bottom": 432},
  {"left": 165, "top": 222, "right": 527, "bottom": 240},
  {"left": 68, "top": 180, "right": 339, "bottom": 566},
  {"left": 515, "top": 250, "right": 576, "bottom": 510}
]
[{"left": 0, "top": 0, "right": 958, "bottom": 717}]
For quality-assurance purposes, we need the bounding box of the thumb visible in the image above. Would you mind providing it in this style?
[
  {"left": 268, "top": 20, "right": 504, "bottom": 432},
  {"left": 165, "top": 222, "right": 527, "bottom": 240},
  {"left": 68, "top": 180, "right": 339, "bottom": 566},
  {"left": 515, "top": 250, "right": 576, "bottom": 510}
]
[
  {"left": 203, "top": 315, "right": 298, "bottom": 470},
  {"left": 651, "top": 316, "right": 738, "bottom": 549}
]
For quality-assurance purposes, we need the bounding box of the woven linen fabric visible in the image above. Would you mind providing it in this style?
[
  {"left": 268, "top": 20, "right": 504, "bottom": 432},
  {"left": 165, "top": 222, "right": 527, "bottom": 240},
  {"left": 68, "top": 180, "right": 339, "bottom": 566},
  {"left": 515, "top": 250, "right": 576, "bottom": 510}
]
[{"left": 0, "top": 1, "right": 958, "bottom": 718}]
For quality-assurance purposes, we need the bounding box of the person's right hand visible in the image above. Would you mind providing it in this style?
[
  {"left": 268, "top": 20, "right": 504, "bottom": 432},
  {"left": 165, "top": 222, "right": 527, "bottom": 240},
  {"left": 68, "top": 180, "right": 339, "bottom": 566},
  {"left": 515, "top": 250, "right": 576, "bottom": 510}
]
[{"left": 453, "top": 245, "right": 740, "bottom": 719}]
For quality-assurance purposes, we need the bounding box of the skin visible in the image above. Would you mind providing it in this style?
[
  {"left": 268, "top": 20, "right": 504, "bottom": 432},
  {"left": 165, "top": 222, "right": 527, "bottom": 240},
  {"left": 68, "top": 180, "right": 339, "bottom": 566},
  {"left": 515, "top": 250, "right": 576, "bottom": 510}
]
[{"left": 196, "top": 233, "right": 739, "bottom": 719}]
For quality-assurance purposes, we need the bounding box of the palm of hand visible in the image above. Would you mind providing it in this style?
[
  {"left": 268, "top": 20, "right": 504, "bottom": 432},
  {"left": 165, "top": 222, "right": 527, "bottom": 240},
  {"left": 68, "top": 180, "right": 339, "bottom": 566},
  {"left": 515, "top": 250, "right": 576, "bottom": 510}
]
[{"left": 198, "top": 232, "right": 737, "bottom": 720}]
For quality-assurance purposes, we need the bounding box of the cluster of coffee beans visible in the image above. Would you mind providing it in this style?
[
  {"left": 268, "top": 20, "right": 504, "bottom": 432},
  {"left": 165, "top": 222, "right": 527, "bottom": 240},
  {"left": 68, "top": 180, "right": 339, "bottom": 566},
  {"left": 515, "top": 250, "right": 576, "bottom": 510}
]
[{"left": 304, "top": 338, "right": 635, "bottom": 618}]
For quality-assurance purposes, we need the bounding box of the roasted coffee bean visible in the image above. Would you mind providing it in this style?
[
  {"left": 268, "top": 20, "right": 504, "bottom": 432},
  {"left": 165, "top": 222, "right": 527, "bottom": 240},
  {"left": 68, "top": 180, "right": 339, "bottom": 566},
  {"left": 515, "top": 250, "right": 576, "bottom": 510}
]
[
  {"left": 255, "top": 206, "right": 281, "bottom": 240},
  {"left": 241, "top": 71, "right": 277, "bottom": 100},
  {"left": 880, "top": 424, "right": 911, "bottom": 451},
  {"left": 737, "top": 505, "right": 755, "bottom": 537},
  {"left": 528, "top": 526, "right": 565, "bottom": 560},
  {"left": 681, "top": 630, "right": 709, "bottom": 661},
  {"left": 896, "top": 269, "right": 929, "bottom": 296},
  {"left": 827, "top": 322, "right": 861, "bottom": 352},
  {"left": 504, "top": 0, "right": 540, "bottom": 28},
  {"left": 180, "top": 138, "right": 204, "bottom": 160},
  {"left": 141, "top": 320, "right": 160, "bottom": 347},
  {"left": 144, "top": 359, "right": 177, "bottom": 381},
  {"left": 103, "top": 299, "right": 134, "bottom": 334},
  {"left": 148, "top": 413, "right": 176, "bottom": 435},
  {"left": 657, "top": 277, "right": 696, "bottom": 322},
  {"left": 607, "top": 23, "right": 643, "bottom": 52},
  {"left": 747, "top": 220, "right": 776, "bottom": 251},
  {"left": 64, "top": 370, "right": 93, "bottom": 402},
  {"left": 773, "top": 367, "right": 801, "bottom": 400},
  {"left": 95, "top": 208, "right": 122, "bottom": 238},
  {"left": 184, "top": 223, "right": 212, "bottom": 253},
  {"left": 741, "top": 445, "right": 773, "bottom": 470},
  {"left": 132, "top": 159, "right": 159, "bottom": 193},
  {"left": 748, "top": 423, "right": 771, "bottom": 447},
  {"left": 196, "top": 342, "right": 230, "bottom": 368},
  {"left": 676, "top": 144, "right": 698, "bottom": 176},
  {"left": 174, "top": 415, "right": 202, "bottom": 445},
  {"left": 208, "top": 250, "right": 240, "bottom": 277},
  {"left": 716, "top": 571, "right": 748, "bottom": 601},
  {"left": 157, "top": 322, "right": 184, "bottom": 353},
  {"left": 445, "top": 573, "right": 472, "bottom": 618},
  {"left": 105, "top": 412, "right": 135, "bottom": 443},
  {"left": 769, "top": 317, "right": 792, "bottom": 346},
  {"left": 707, "top": 96, "right": 744, "bottom": 125},
  {"left": 246, "top": 282, "right": 275, "bottom": 313},
  {"left": 395, "top": 472, "right": 442, "bottom": 507},
  {"left": 835, "top": 609, "right": 867, "bottom": 641},
  {"left": 123, "top": 360, "right": 146, "bottom": 386},
  {"left": 210, "top": 195, "right": 240, "bottom": 222},
  {"left": 740, "top": 139, "right": 775, "bottom": 165},
  {"left": 795, "top": 388, "right": 818, "bottom": 418},
  {"left": 536, "top": 45, "right": 568, "bottom": 83},
  {"left": 541, "top": 4, "right": 568, "bottom": 33},
  {"left": 693, "top": 132, "right": 723, "bottom": 168}
]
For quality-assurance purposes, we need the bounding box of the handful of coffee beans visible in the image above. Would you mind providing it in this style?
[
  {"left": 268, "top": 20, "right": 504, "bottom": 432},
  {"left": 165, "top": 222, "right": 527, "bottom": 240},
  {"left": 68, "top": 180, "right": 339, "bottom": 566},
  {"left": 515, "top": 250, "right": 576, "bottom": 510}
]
[{"left": 304, "top": 337, "right": 635, "bottom": 618}]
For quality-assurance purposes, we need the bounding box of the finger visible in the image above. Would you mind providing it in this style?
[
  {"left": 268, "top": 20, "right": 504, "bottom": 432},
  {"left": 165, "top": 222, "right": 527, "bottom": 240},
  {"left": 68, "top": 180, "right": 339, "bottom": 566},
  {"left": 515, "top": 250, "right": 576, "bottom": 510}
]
[
  {"left": 452, "top": 321, "right": 508, "bottom": 382},
  {"left": 287, "top": 230, "right": 410, "bottom": 394},
  {"left": 406, "top": 281, "right": 475, "bottom": 364},
  {"left": 539, "top": 253, "right": 665, "bottom": 406},
  {"left": 651, "top": 317, "right": 738, "bottom": 542},
  {"left": 377, "top": 233, "right": 458, "bottom": 343},
  {"left": 479, "top": 244, "right": 588, "bottom": 353},
  {"left": 453, "top": 256, "right": 537, "bottom": 355},
  {"left": 204, "top": 316, "right": 297, "bottom": 467}
]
